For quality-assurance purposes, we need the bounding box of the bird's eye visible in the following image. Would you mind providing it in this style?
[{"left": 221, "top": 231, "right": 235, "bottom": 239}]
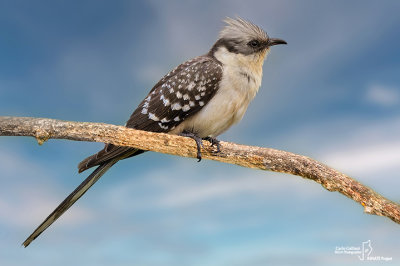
[{"left": 248, "top": 40, "right": 260, "bottom": 48}]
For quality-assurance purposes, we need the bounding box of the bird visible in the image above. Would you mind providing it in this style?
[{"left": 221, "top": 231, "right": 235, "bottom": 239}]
[{"left": 22, "top": 17, "right": 286, "bottom": 247}]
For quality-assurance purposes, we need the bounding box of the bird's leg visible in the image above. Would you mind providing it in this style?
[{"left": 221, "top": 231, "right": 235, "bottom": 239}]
[
  {"left": 203, "top": 136, "right": 221, "bottom": 153},
  {"left": 179, "top": 131, "right": 204, "bottom": 162}
]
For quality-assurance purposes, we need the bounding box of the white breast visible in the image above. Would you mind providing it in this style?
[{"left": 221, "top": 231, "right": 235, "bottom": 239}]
[{"left": 171, "top": 47, "right": 266, "bottom": 138}]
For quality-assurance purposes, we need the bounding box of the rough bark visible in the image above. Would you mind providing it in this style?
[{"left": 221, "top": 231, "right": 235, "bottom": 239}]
[{"left": 1, "top": 116, "right": 399, "bottom": 225}]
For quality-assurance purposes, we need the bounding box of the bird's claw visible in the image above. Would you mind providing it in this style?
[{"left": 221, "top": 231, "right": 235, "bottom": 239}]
[
  {"left": 179, "top": 132, "right": 221, "bottom": 162},
  {"left": 203, "top": 136, "right": 221, "bottom": 153},
  {"left": 179, "top": 131, "right": 204, "bottom": 162}
]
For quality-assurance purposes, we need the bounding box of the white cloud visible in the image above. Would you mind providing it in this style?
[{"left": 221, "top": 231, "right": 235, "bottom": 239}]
[
  {"left": 287, "top": 116, "right": 400, "bottom": 178},
  {"left": 252, "top": 113, "right": 400, "bottom": 183},
  {"left": 365, "top": 84, "right": 400, "bottom": 106},
  {"left": 0, "top": 149, "right": 95, "bottom": 229},
  {"left": 155, "top": 176, "right": 266, "bottom": 208},
  {"left": 0, "top": 191, "right": 93, "bottom": 229},
  {"left": 323, "top": 141, "right": 400, "bottom": 175}
]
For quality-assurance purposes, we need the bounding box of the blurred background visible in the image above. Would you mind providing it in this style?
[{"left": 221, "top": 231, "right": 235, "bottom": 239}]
[{"left": 1, "top": 0, "right": 399, "bottom": 265}]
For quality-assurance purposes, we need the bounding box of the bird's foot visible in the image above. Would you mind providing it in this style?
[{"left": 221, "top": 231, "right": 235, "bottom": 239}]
[
  {"left": 179, "top": 132, "right": 221, "bottom": 161},
  {"left": 203, "top": 136, "right": 221, "bottom": 153},
  {"left": 179, "top": 131, "right": 204, "bottom": 162}
]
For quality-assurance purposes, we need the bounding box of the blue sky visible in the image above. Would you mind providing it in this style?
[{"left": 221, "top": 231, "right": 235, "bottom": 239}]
[{"left": 1, "top": 0, "right": 400, "bottom": 265}]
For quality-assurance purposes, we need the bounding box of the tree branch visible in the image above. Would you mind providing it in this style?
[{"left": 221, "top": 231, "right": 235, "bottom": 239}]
[{"left": 1, "top": 116, "right": 399, "bottom": 224}]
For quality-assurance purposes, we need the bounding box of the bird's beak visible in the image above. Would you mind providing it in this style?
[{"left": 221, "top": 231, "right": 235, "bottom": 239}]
[{"left": 268, "top": 38, "right": 287, "bottom": 47}]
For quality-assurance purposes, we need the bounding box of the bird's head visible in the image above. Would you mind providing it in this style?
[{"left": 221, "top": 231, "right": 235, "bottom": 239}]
[{"left": 210, "top": 17, "right": 286, "bottom": 70}]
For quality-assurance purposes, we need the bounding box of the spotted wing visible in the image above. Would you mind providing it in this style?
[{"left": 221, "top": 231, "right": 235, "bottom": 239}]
[
  {"left": 126, "top": 55, "right": 223, "bottom": 132},
  {"left": 78, "top": 55, "right": 222, "bottom": 172}
]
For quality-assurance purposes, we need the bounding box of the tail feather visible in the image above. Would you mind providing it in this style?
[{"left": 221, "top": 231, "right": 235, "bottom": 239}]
[
  {"left": 78, "top": 144, "right": 136, "bottom": 173},
  {"left": 23, "top": 159, "right": 119, "bottom": 247}
]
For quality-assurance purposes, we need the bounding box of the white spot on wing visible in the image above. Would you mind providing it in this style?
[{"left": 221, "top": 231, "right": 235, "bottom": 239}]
[
  {"left": 163, "top": 98, "right": 170, "bottom": 106},
  {"left": 171, "top": 103, "right": 182, "bottom": 110},
  {"left": 189, "top": 101, "right": 195, "bottom": 107},
  {"left": 174, "top": 116, "right": 180, "bottom": 121},
  {"left": 183, "top": 94, "right": 190, "bottom": 100},
  {"left": 195, "top": 95, "right": 201, "bottom": 100},
  {"left": 160, "top": 95, "right": 170, "bottom": 106},
  {"left": 187, "top": 82, "right": 195, "bottom": 91},
  {"left": 158, "top": 123, "right": 169, "bottom": 130},
  {"left": 141, "top": 108, "right": 148, "bottom": 114},
  {"left": 199, "top": 101, "right": 204, "bottom": 106},
  {"left": 148, "top": 112, "right": 160, "bottom": 121},
  {"left": 182, "top": 104, "right": 190, "bottom": 112},
  {"left": 176, "top": 91, "right": 182, "bottom": 98}
]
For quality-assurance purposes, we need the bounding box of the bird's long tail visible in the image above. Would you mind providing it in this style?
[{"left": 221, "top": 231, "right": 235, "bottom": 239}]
[{"left": 22, "top": 158, "right": 119, "bottom": 247}]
